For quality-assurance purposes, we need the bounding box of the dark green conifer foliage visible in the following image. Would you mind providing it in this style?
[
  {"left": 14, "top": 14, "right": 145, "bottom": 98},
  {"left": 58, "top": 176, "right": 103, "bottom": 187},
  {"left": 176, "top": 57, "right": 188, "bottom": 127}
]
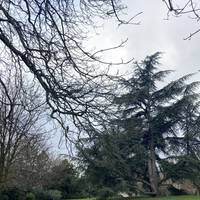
[
  {"left": 114, "top": 52, "right": 200, "bottom": 195},
  {"left": 78, "top": 53, "right": 200, "bottom": 196},
  {"left": 161, "top": 85, "right": 200, "bottom": 192},
  {"left": 78, "top": 127, "right": 147, "bottom": 195}
]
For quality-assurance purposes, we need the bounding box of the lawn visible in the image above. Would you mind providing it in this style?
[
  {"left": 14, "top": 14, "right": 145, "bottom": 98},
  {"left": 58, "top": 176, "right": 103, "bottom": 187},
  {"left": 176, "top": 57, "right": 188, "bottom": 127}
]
[
  {"left": 136, "top": 195, "right": 200, "bottom": 200},
  {"left": 70, "top": 196, "right": 200, "bottom": 200}
]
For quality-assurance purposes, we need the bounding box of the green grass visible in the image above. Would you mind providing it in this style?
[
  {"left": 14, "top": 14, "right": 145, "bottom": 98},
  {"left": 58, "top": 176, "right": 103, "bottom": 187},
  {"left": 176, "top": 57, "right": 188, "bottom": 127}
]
[
  {"left": 136, "top": 195, "right": 200, "bottom": 200},
  {"left": 69, "top": 196, "right": 200, "bottom": 200}
]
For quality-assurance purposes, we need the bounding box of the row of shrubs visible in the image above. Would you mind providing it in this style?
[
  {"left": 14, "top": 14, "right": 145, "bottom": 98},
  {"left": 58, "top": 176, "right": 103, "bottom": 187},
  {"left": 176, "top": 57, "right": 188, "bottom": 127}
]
[
  {"left": 0, "top": 186, "right": 190, "bottom": 200},
  {"left": 26, "top": 190, "right": 62, "bottom": 200},
  {"left": 0, "top": 186, "right": 113, "bottom": 200},
  {"left": 0, "top": 188, "right": 63, "bottom": 200}
]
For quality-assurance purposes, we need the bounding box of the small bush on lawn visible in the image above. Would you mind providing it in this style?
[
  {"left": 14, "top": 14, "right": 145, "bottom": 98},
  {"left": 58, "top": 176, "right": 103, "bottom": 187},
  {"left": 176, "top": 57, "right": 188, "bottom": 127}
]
[
  {"left": 33, "top": 189, "right": 62, "bottom": 200},
  {"left": 25, "top": 192, "right": 36, "bottom": 200},
  {"left": 33, "top": 189, "right": 50, "bottom": 200},
  {"left": 97, "top": 187, "right": 115, "bottom": 200},
  {"left": 47, "top": 190, "right": 62, "bottom": 200}
]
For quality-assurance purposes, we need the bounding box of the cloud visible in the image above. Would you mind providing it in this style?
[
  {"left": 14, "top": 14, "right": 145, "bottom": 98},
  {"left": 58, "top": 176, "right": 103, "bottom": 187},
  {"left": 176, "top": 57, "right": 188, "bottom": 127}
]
[{"left": 89, "top": 0, "right": 200, "bottom": 77}]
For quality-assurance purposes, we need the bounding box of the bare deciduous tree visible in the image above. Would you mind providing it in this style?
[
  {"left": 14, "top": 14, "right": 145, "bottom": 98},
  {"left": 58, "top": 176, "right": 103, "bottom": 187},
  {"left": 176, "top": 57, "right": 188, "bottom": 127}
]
[
  {"left": 163, "top": 0, "right": 200, "bottom": 39},
  {"left": 9, "top": 137, "right": 51, "bottom": 190},
  {"left": 0, "top": 0, "right": 134, "bottom": 132},
  {"left": 0, "top": 65, "right": 46, "bottom": 186}
]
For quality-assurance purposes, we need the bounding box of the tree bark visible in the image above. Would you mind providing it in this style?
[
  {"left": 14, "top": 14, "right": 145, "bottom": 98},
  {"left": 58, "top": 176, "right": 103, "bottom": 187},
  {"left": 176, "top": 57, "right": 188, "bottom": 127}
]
[{"left": 147, "top": 140, "right": 159, "bottom": 196}]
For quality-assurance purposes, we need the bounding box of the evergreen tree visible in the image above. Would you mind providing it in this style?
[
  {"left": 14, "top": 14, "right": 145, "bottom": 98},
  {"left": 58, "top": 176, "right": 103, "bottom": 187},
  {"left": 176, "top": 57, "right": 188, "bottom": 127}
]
[
  {"left": 78, "top": 53, "right": 200, "bottom": 196},
  {"left": 162, "top": 90, "right": 200, "bottom": 192},
  {"left": 78, "top": 127, "right": 146, "bottom": 195},
  {"left": 114, "top": 52, "right": 200, "bottom": 195}
]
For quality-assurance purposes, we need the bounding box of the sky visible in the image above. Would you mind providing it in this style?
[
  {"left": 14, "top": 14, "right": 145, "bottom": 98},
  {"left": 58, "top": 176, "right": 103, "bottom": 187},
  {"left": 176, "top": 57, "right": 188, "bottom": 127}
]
[
  {"left": 54, "top": 0, "right": 200, "bottom": 155},
  {"left": 2, "top": 1, "right": 200, "bottom": 157},
  {"left": 87, "top": 0, "right": 200, "bottom": 78}
]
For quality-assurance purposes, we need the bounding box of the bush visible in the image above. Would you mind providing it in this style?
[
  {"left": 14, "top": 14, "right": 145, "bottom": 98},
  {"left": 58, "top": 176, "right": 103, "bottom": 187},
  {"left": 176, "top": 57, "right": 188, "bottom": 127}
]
[
  {"left": 26, "top": 192, "right": 36, "bottom": 200},
  {"left": 33, "top": 189, "right": 50, "bottom": 200},
  {"left": 0, "top": 194, "right": 9, "bottom": 200},
  {"left": 48, "top": 190, "right": 62, "bottom": 200},
  {"left": 97, "top": 187, "right": 114, "bottom": 200},
  {"left": 33, "top": 189, "right": 62, "bottom": 200},
  {"left": 1, "top": 187, "right": 25, "bottom": 200}
]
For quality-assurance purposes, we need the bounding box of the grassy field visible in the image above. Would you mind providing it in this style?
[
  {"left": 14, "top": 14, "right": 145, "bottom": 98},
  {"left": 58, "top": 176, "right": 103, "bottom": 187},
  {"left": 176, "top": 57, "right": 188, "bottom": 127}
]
[
  {"left": 136, "top": 195, "right": 200, "bottom": 200},
  {"left": 70, "top": 196, "right": 200, "bottom": 200}
]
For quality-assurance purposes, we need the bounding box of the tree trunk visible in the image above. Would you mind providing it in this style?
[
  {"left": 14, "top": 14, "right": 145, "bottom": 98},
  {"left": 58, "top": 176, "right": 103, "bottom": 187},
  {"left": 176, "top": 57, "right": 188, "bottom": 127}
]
[
  {"left": 146, "top": 81, "right": 159, "bottom": 196},
  {"left": 0, "top": 165, "right": 5, "bottom": 187},
  {"left": 148, "top": 142, "right": 159, "bottom": 196}
]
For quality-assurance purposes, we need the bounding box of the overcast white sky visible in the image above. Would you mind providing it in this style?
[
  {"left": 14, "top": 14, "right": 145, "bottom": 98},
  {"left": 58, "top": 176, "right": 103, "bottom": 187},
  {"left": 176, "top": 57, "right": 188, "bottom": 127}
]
[
  {"left": 87, "top": 0, "right": 200, "bottom": 77},
  {"left": 54, "top": 0, "right": 200, "bottom": 154}
]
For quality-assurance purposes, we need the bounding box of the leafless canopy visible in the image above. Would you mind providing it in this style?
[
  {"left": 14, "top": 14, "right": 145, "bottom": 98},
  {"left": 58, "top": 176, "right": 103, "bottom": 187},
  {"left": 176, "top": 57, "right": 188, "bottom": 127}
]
[
  {"left": 0, "top": 0, "right": 130, "bottom": 131},
  {"left": 0, "top": 65, "right": 46, "bottom": 184},
  {"left": 163, "top": 0, "right": 200, "bottom": 39}
]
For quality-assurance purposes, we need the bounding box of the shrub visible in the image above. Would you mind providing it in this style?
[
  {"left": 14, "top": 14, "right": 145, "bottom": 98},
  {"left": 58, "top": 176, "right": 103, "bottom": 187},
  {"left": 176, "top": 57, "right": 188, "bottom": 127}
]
[
  {"left": 48, "top": 190, "right": 62, "bottom": 200},
  {"left": 0, "top": 194, "right": 9, "bottom": 200},
  {"left": 97, "top": 187, "right": 114, "bottom": 200},
  {"left": 33, "top": 189, "right": 62, "bottom": 200},
  {"left": 25, "top": 192, "right": 36, "bottom": 200},
  {"left": 33, "top": 189, "right": 49, "bottom": 200},
  {"left": 2, "top": 187, "right": 25, "bottom": 200}
]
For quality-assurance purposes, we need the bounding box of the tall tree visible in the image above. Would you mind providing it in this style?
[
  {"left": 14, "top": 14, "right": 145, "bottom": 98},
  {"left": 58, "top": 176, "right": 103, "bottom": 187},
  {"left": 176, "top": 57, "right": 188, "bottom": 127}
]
[
  {"left": 113, "top": 52, "right": 200, "bottom": 195},
  {"left": 0, "top": 65, "right": 46, "bottom": 186},
  {"left": 46, "top": 159, "right": 81, "bottom": 198}
]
